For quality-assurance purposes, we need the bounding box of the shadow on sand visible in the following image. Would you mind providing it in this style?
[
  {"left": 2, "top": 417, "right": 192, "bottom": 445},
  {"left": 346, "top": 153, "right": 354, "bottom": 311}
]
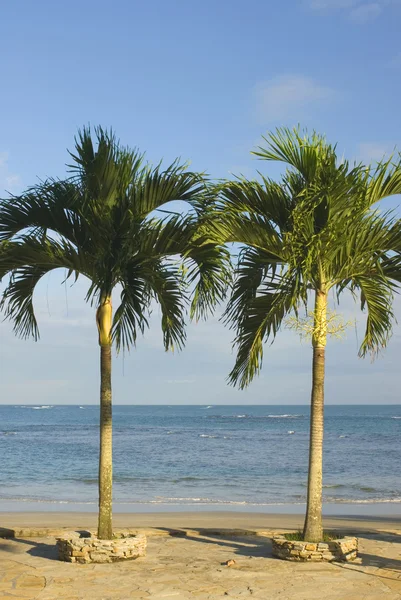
[
  {"left": 0, "top": 537, "right": 60, "bottom": 561},
  {"left": 155, "top": 526, "right": 401, "bottom": 578},
  {"left": 1, "top": 523, "right": 400, "bottom": 578}
]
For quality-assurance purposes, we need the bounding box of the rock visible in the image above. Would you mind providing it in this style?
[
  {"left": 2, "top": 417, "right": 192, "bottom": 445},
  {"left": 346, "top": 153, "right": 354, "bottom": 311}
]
[
  {"left": 57, "top": 531, "right": 147, "bottom": 564},
  {"left": 272, "top": 535, "right": 358, "bottom": 562},
  {"left": 225, "top": 559, "right": 236, "bottom": 567}
]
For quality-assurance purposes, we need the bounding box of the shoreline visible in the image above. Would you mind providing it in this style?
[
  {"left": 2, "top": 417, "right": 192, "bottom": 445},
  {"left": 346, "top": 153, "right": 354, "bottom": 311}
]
[{"left": 1, "top": 500, "right": 401, "bottom": 515}]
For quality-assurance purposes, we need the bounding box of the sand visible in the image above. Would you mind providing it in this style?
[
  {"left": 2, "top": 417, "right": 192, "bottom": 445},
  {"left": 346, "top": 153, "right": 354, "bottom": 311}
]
[
  {"left": 0, "top": 509, "right": 400, "bottom": 531},
  {"left": 1, "top": 511, "right": 401, "bottom": 599}
]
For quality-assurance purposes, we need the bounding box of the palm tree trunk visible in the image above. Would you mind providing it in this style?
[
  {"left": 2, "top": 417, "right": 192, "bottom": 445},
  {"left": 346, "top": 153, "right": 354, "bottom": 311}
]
[
  {"left": 96, "top": 295, "right": 113, "bottom": 540},
  {"left": 303, "top": 288, "right": 327, "bottom": 542}
]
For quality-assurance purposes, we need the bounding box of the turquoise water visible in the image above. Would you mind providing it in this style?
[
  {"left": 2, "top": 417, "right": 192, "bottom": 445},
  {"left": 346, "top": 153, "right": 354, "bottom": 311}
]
[{"left": 0, "top": 404, "right": 400, "bottom": 510}]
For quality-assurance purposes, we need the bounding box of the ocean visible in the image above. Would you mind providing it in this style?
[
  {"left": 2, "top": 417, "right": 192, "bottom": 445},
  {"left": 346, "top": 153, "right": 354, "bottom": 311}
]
[{"left": 0, "top": 404, "right": 400, "bottom": 512}]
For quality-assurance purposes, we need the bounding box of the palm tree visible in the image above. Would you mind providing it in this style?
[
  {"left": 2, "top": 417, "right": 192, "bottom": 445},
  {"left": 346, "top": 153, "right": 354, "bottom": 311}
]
[
  {"left": 217, "top": 128, "right": 401, "bottom": 541},
  {"left": 0, "top": 127, "right": 228, "bottom": 539}
]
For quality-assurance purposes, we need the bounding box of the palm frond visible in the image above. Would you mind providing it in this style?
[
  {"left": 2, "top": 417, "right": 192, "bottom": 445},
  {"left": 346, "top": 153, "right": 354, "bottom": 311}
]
[
  {"left": 146, "top": 261, "right": 188, "bottom": 352},
  {"left": 135, "top": 212, "right": 230, "bottom": 322},
  {"left": 252, "top": 127, "right": 329, "bottom": 182},
  {"left": 223, "top": 246, "right": 271, "bottom": 328},
  {"left": 184, "top": 238, "right": 230, "bottom": 321},
  {"left": 113, "top": 260, "right": 187, "bottom": 353},
  {"left": 211, "top": 211, "right": 285, "bottom": 257},
  {"left": 137, "top": 214, "right": 192, "bottom": 257},
  {"left": 129, "top": 160, "right": 206, "bottom": 219},
  {"left": 112, "top": 265, "right": 149, "bottom": 352},
  {"left": 0, "top": 181, "right": 87, "bottom": 245},
  {"left": 381, "top": 251, "right": 401, "bottom": 285},
  {"left": 1, "top": 265, "right": 47, "bottom": 339},
  {"left": 219, "top": 178, "right": 292, "bottom": 230},
  {"left": 363, "top": 155, "right": 401, "bottom": 206},
  {"left": 0, "top": 236, "right": 91, "bottom": 279},
  {"left": 329, "top": 212, "right": 400, "bottom": 285},
  {"left": 69, "top": 127, "right": 136, "bottom": 210},
  {"left": 229, "top": 276, "right": 301, "bottom": 389},
  {"left": 0, "top": 237, "right": 91, "bottom": 339},
  {"left": 352, "top": 274, "right": 395, "bottom": 358}
]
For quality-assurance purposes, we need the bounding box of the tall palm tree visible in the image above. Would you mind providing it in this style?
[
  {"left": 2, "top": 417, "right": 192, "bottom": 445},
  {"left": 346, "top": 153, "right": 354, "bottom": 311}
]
[
  {"left": 0, "top": 127, "right": 228, "bottom": 539},
  {"left": 217, "top": 128, "right": 401, "bottom": 541}
]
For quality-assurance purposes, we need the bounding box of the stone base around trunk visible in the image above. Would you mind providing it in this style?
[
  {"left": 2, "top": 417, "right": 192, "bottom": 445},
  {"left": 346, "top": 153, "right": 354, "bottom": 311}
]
[
  {"left": 272, "top": 535, "right": 358, "bottom": 562},
  {"left": 57, "top": 531, "right": 147, "bottom": 563}
]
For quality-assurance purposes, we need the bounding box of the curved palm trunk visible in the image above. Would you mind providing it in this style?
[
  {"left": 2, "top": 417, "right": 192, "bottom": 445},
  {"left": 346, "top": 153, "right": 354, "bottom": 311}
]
[
  {"left": 97, "top": 296, "right": 113, "bottom": 540},
  {"left": 303, "top": 289, "right": 327, "bottom": 542}
]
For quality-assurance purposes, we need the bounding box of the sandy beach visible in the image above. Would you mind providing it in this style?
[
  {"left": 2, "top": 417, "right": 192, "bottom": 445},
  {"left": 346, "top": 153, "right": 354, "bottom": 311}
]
[
  {"left": 1, "top": 510, "right": 401, "bottom": 599},
  {"left": 0, "top": 509, "right": 401, "bottom": 532}
]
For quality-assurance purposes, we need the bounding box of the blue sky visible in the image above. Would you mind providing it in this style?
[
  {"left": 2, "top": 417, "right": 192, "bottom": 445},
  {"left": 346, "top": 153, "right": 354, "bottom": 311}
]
[{"left": 0, "top": 0, "right": 400, "bottom": 404}]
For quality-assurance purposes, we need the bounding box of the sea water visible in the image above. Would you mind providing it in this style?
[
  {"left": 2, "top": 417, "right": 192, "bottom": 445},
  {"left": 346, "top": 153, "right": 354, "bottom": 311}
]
[{"left": 0, "top": 404, "right": 400, "bottom": 511}]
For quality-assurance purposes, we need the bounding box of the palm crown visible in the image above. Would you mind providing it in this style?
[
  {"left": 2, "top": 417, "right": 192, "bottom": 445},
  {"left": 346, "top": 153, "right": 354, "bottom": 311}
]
[
  {"left": 216, "top": 127, "right": 401, "bottom": 542},
  {"left": 0, "top": 127, "right": 228, "bottom": 347},
  {"left": 0, "top": 127, "right": 229, "bottom": 539},
  {"left": 219, "top": 128, "right": 401, "bottom": 389}
]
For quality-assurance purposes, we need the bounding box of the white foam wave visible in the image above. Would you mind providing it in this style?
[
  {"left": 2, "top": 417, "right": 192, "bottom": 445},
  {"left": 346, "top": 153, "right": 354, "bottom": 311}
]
[
  {"left": 0, "top": 497, "right": 96, "bottom": 505},
  {"left": 199, "top": 434, "right": 217, "bottom": 438},
  {"left": 31, "top": 405, "right": 53, "bottom": 410},
  {"left": 322, "top": 484, "right": 343, "bottom": 489},
  {"left": 3, "top": 494, "right": 399, "bottom": 507},
  {"left": 267, "top": 414, "right": 301, "bottom": 419},
  {"left": 326, "top": 497, "right": 401, "bottom": 504},
  {"left": 148, "top": 497, "right": 288, "bottom": 506},
  {"left": 208, "top": 413, "right": 303, "bottom": 420}
]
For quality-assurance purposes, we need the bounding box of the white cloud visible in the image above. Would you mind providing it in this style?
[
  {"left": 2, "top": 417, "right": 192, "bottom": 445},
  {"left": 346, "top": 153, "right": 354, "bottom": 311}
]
[
  {"left": 253, "top": 75, "right": 335, "bottom": 123},
  {"left": 349, "top": 2, "right": 382, "bottom": 21},
  {"left": 307, "top": 0, "right": 390, "bottom": 22},
  {"left": 309, "top": 0, "right": 358, "bottom": 8},
  {"left": 357, "top": 142, "right": 397, "bottom": 162},
  {"left": 0, "top": 151, "right": 21, "bottom": 193}
]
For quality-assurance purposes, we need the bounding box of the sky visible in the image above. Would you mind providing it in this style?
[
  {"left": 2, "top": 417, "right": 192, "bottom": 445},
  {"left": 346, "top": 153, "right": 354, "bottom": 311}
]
[{"left": 0, "top": 0, "right": 400, "bottom": 405}]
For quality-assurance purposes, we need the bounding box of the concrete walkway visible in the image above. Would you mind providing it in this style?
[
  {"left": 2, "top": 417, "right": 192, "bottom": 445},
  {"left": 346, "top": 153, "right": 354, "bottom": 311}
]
[{"left": 1, "top": 529, "right": 401, "bottom": 599}]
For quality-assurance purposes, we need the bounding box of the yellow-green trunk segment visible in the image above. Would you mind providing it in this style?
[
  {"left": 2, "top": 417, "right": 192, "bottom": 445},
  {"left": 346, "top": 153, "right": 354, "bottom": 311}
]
[
  {"left": 303, "top": 289, "right": 327, "bottom": 542},
  {"left": 97, "top": 296, "right": 113, "bottom": 540}
]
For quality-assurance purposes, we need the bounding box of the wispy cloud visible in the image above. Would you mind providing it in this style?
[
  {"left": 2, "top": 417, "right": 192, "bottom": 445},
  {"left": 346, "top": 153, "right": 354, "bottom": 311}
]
[
  {"left": 0, "top": 151, "right": 21, "bottom": 193},
  {"left": 309, "top": 0, "right": 358, "bottom": 8},
  {"left": 349, "top": 2, "right": 382, "bottom": 22},
  {"left": 253, "top": 75, "right": 335, "bottom": 123},
  {"left": 167, "top": 379, "right": 195, "bottom": 384},
  {"left": 307, "top": 0, "right": 390, "bottom": 22}
]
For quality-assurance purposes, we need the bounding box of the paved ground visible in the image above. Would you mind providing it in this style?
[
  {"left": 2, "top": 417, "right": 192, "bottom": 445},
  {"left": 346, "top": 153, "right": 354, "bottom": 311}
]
[{"left": 1, "top": 529, "right": 401, "bottom": 600}]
